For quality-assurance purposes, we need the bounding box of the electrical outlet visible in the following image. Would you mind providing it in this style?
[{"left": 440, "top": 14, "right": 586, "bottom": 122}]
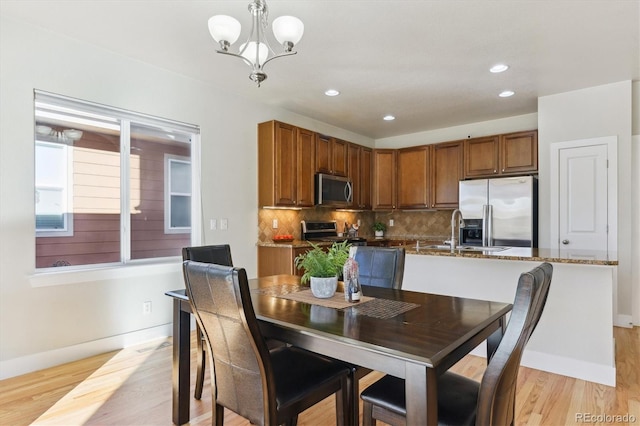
[
  {"left": 389, "top": 219, "right": 394, "bottom": 227},
  {"left": 220, "top": 218, "right": 228, "bottom": 230},
  {"left": 357, "top": 219, "right": 361, "bottom": 226},
  {"left": 143, "top": 301, "right": 152, "bottom": 315},
  {"left": 272, "top": 219, "right": 278, "bottom": 229},
  {"left": 210, "top": 219, "right": 217, "bottom": 230}
]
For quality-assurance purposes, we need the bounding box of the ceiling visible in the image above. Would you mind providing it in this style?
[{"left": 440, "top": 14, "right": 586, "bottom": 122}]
[{"left": 2, "top": 0, "right": 639, "bottom": 139}]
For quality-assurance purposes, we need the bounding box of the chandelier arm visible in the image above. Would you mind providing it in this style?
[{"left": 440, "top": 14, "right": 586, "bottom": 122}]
[
  {"left": 215, "top": 49, "right": 257, "bottom": 69},
  {"left": 261, "top": 50, "right": 297, "bottom": 68}
]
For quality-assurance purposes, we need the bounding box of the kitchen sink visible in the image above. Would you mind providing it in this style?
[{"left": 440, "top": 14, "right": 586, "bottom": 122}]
[{"left": 411, "top": 243, "right": 508, "bottom": 252}]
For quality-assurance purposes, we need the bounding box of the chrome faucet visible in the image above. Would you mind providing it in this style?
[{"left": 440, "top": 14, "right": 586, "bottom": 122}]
[{"left": 448, "top": 209, "right": 465, "bottom": 251}]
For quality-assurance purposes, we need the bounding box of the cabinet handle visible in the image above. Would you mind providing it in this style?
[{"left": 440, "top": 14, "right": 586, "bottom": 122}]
[
  {"left": 562, "top": 239, "right": 569, "bottom": 245},
  {"left": 494, "top": 169, "right": 497, "bottom": 173},
  {"left": 502, "top": 168, "right": 505, "bottom": 172}
]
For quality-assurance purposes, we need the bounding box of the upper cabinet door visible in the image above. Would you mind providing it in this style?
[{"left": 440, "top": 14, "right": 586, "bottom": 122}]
[
  {"left": 296, "top": 127, "right": 316, "bottom": 207},
  {"left": 464, "top": 136, "right": 500, "bottom": 178},
  {"left": 359, "top": 147, "right": 373, "bottom": 209},
  {"left": 315, "top": 134, "right": 348, "bottom": 176},
  {"left": 373, "top": 149, "right": 397, "bottom": 210},
  {"left": 397, "top": 146, "right": 430, "bottom": 209},
  {"left": 315, "top": 134, "right": 332, "bottom": 174},
  {"left": 331, "top": 139, "right": 349, "bottom": 176},
  {"left": 500, "top": 130, "right": 538, "bottom": 175},
  {"left": 431, "top": 141, "right": 463, "bottom": 209}
]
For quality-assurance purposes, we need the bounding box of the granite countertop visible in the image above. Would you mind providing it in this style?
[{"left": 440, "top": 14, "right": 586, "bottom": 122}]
[
  {"left": 257, "top": 239, "right": 617, "bottom": 266},
  {"left": 403, "top": 245, "right": 618, "bottom": 266}
]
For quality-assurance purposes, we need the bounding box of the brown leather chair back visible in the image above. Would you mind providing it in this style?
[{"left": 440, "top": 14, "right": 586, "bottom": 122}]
[
  {"left": 182, "top": 261, "right": 276, "bottom": 425},
  {"left": 475, "top": 262, "right": 553, "bottom": 426},
  {"left": 182, "top": 244, "right": 233, "bottom": 266},
  {"left": 351, "top": 247, "right": 405, "bottom": 289}
]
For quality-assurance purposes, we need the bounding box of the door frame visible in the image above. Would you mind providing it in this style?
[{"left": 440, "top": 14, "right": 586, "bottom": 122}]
[{"left": 549, "top": 136, "right": 618, "bottom": 253}]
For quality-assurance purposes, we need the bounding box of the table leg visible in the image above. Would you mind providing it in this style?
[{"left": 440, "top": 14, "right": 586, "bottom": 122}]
[
  {"left": 172, "top": 299, "right": 191, "bottom": 425},
  {"left": 405, "top": 363, "right": 438, "bottom": 426}
]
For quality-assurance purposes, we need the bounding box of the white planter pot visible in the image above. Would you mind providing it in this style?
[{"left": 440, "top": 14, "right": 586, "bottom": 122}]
[
  {"left": 375, "top": 230, "right": 384, "bottom": 237},
  {"left": 310, "top": 276, "right": 338, "bottom": 298}
]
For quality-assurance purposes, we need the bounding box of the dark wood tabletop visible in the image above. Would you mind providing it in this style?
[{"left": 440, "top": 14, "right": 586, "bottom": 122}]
[{"left": 166, "top": 274, "right": 512, "bottom": 425}]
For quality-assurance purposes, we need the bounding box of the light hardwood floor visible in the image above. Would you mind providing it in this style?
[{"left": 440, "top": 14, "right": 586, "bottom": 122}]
[{"left": 1, "top": 327, "right": 638, "bottom": 425}]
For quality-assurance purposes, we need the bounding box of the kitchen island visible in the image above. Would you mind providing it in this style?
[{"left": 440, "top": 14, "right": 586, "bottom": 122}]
[
  {"left": 257, "top": 239, "right": 617, "bottom": 385},
  {"left": 402, "top": 247, "right": 618, "bottom": 386}
]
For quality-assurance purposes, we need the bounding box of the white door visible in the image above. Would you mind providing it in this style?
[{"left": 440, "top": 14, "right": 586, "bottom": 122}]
[{"left": 558, "top": 144, "right": 609, "bottom": 250}]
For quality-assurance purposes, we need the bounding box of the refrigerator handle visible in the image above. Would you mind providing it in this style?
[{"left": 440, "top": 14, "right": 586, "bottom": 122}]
[
  {"left": 487, "top": 204, "right": 493, "bottom": 246},
  {"left": 482, "top": 205, "right": 490, "bottom": 246}
]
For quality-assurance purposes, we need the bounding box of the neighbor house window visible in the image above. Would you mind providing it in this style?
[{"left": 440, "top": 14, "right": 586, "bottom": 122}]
[
  {"left": 165, "top": 154, "right": 191, "bottom": 233},
  {"left": 35, "top": 141, "right": 73, "bottom": 237},
  {"left": 34, "top": 91, "right": 200, "bottom": 270}
]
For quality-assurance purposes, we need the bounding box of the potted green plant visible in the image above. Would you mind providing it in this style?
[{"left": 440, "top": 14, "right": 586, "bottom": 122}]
[
  {"left": 294, "top": 241, "right": 351, "bottom": 298},
  {"left": 373, "top": 221, "right": 387, "bottom": 237}
]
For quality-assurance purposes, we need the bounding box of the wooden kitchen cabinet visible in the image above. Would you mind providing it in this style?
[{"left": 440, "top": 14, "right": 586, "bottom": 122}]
[
  {"left": 397, "top": 146, "right": 430, "bottom": 209},
  {"left": 258, "top": 121, "right": 315, "bottom": 207},
  {"left": 395, "top": 140, "right": 462, "bottom": 210},
  {"left": 463, "top": 135, "right": 500, "bottom": 178},
  {"left": 372, "top": 149, "right": 397, "bottom": 210},
  {"left": 359, "top": 147, "right": 372, "bottom": 209},
  {"left": 315, "top": 134, "right": 348, "bottom": 176},
  {"left": 430, "top": 140, "right": 463, "bottom": 208},
  {"left": 500, "top": 130, "right": 538, "bottom": 174},
  {"left": 258, "top": 245, "right": 311, "bottom": 277},
  {"left": 347, "top": 144, "right": 373, "bottom": 209},
  {"left": 464, "top": 130, "right": 537, "bottom": 178}
]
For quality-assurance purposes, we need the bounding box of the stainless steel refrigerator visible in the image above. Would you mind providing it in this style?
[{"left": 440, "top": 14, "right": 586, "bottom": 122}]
[{"left": 458, "top": 176, "right": 538, "bottom": 247}]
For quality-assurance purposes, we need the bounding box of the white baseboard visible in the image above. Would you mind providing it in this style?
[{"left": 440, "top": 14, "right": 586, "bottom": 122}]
[
  {"left": 615, "top": 314, "right": 634, "bottom": 328},
  {"left": 470, "top": 343, "right": 616, "bottom": 387},
  {"left": 0, "top": 324, "right": 172, "bottom": 380}
]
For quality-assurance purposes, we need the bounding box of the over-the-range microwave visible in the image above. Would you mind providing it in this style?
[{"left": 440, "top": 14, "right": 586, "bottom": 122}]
[{"left": 314, "top": 173, "right": 353, "bottom": 207}]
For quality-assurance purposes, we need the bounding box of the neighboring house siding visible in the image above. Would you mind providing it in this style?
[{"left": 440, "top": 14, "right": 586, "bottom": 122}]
[{"left": 36, "top": 132, "right": 190, "bottom": 268}]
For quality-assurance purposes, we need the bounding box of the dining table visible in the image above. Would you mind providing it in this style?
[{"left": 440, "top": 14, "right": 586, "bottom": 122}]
[{"left": 165, "top": 274, "right": 512, "bottom": 426}]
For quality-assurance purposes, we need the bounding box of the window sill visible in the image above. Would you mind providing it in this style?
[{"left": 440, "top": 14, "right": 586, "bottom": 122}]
[{"left": 29, "top": 259, "right": 182, "bottom": 287}]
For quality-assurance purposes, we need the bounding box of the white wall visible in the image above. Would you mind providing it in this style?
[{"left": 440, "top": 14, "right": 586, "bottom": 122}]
[
  {"left": 0, "top": 16, "right": 373, "bottom": 379},
  {"left": 538, "top": 81, "right": 634, "bottom": 323},
  {"left": 375, "top": 113, "right": 539, "bottom": 148}
]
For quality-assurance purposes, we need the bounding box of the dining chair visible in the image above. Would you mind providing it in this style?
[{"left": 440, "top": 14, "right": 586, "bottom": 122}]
[
  {"left": 182, "top": 245, "right": 233, "bottom": 400},
  {"left": 349, "top": 246, "right": 405, "bottom": 290},
  {"left": 182, "top": 261, "right": 353, "bottom": 426},
  {"left": 344, "top": 246, "right": 407, "bottom": 423},
  {"left": 360, "top": 262, "right": 553, "bottom": 426}
]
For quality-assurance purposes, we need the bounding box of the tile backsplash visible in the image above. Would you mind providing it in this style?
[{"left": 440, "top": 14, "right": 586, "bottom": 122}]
[{"left": 258, "top": 208, "right": 452, "bottom": 242}]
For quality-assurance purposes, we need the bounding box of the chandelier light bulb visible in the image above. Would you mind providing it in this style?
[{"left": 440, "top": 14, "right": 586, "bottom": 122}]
[
  {"left": 240, "top": 42, "right": 269, "bottom": 66},
  {"left": 272, "top": 16, "right": 304, "bottom": 50},
  {"left": 208, "top": 15, "right": 242, "bottom": 46}
]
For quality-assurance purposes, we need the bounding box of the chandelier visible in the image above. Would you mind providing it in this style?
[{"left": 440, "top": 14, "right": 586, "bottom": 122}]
[{"left": 207, "top": 0, "right": 304, "bottom": 86}]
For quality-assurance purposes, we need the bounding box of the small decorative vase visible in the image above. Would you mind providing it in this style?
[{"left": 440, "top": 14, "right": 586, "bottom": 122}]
[
  {"left": 310, "top": 276, "right": 338, "bottom": 298},
  {"left": 375, "top": 230, "right": 384, "bottom": 238}
]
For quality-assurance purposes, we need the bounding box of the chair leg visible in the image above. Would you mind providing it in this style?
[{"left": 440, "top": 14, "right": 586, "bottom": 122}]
[
  {"left": 362, "top": 400, "right": 375, "bottom": 426},
  {"left": 214, "top": 402, "right": 224, "bottom": 426},
  {"left": 335, "top": 376, "right": 350, "bottom": 426},
  {"left": 195, "top": 323, "right": 205, "bottom": 400}
]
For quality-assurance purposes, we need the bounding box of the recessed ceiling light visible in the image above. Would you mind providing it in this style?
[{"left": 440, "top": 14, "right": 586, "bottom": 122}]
[
  {"left": 490, "top": 64, "right": 509, "bottom": 73},
  {"left": 383, "top": 115, "right": 395, "bottom": 121},
  {"left": 324, "top": 89, "right": 340, "bottom": 96},
  {"left": 499, "top": 90, "right": 515, "bottom": 97}
]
